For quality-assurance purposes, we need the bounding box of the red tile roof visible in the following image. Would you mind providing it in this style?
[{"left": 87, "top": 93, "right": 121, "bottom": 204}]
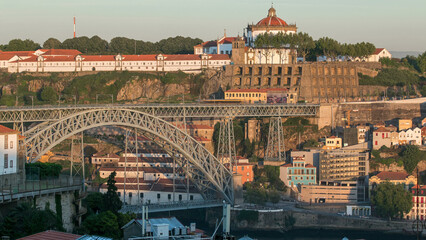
[
  {"left": 218, "top": 37, "right": 237, "bottom": 44},
  {"left": 201, "top": 41, "right": 218, "bottom": 48},
  {"left": 42, "top": 55, "right": 76, "bottom": 62},
  {"left": 193, "top": 136, "right": 210, "bottom": 142},
  {"left": 38, "top": 49, "right": 82, "bottom": 56},
  {"left": 225, "top": 88, "right": 288, "bottom": 93},
  {"left": 257, "top": 16, "right": 288, "bottom": 27},
  {"left": 81, "top": 55, "right": 116, "bottom": 61},
  {"left": 1, "top": 51, "right": 34, "bottom": 56},
  {"left": 305, "top": 164, "right": 316, "bottom": 168},
  {"left": 373, "top": 48, "right": 385, "bottom": 55},
  {"left": 281, "top": 163, "right": 293, "bottom": 167},
  {"left": 0, "top": 53, "right": 19, "bottom": 61},
  {"left": 0, "top": 125, "right": 20, "bottom": 134},
  {"left": 375, "top": 171, "right": 409, "bottom": 181},
  {"left": 122, "top": 55, "right": 157, "bottom": 61},
  {"left": 375, "top": 127, "right": 391, "bottom": 133},
  {"left": 17, "top": 230, "right": 81, "bottom": 240},
  {"left": 92, "top": 152, "right": 120, "bottom": 158}
]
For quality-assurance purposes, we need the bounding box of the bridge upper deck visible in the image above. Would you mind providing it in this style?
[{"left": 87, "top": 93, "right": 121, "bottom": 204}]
[{"left": 0, "top": 103, "right": 319, "bottom": 123}]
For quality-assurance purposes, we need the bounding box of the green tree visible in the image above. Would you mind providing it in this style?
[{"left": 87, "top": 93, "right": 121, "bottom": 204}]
[
  {"left": 43, "top": 38, "right": 62, "bottom": 49},
  {"left": 371, "top": 182, "right": 412, "bottom": 219},
  {"left": 84, "top": 192, "right": 105, "bottom": 214},
  {"left": 268, "top": 190, "right": 281, "bottom": 204},
  {"left": 401, "top": 145, "right": 423, "bottom": 174},
  {"left": 3, "top": 39, "right": 41, "bottom": 51},
  {"left": 103, "top": 171, "right": 122, "bottom": 213},
  {"left": 0, "top": 203, "right": 61, "bottom": 239},
  {"left": 40, "top": 86, "right": 58, "bottom": 103},
  {"left": 295, "top": 32, "right": 315, "bottom": 62},
  {"left": 82, "top": 211, "right": 120, "bottom": 239}
]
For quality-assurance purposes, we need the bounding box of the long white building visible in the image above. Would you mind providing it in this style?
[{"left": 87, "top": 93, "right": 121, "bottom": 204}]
[{"left": 0, "top": 49, "right": 230, "bottom": 73}]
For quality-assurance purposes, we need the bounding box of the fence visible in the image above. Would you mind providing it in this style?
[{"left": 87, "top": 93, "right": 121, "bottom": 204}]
[{"left": 0, "top": 175, "right": 82, "bottom": 203}]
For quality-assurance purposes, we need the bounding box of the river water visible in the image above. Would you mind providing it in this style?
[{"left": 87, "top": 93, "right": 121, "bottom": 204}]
[{"left": 232, "top": 229, "right": 416, "bottom": 240}]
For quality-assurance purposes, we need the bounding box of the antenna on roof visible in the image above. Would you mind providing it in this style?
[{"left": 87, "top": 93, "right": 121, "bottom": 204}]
[{"left": 73, "top": 16, "right": 76, "bottom": 38}]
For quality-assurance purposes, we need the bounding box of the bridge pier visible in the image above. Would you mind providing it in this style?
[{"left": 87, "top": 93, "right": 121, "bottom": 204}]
[{"left": 265, "top": 117, "right": 286, "bottom": 162}]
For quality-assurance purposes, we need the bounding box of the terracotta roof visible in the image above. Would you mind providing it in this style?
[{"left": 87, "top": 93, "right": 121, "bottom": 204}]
[
  {"left": 225, "top": 88, "right": 288, "bottom": 93},
  {"left": 38, "top": 49, "right": 82, "bottom": 56},
  {"left": 81, "top": 55, "right": 116, "bottom": 61},
  {"left": 0, "top": 125, "right": 20, "bottom": 134},
  {"left": 305, "top": 164, "right": 316, "bottom": 168},
  {"left": 100, "top": 167, "right": 176, "bottom": 174},
  {"left": 226, "top": 89, "right": 268, "bottom": 93},
  {"left": 1, "top": 51, "right": 34, "bottom": 56},
  {"left": 373, "top": 48, "right": 385, "bottom": 55},
  {"left": 92, "top": 152, "right": 120, "bottom": 158},
  {"left": 201, "top": 41, "right": 217, "bottom": 48},
  {"left": 0, "top": 53, "right": 18, "bottom": 61},
  {"left": 42, "top": 55, "right": 76, "bottom": 62},
  {"left": 17, "top": 230, "right": 81, "bottom": 240},
  {"left": 218, "top": 37, "right": 237, "bottom": 44},
  {"left": 257, "top": 16, "right": 288, "bottom": 27},
  {"left": 375, "top": 171, "right": 409, "bottom": 181},
  {"left": 8, "top": 56, "right": 39, "bottom": 63},
  {"left": 327, "top": 136, "right": 337, "bottom": 139},
  {"left": 122, "top": 55, "right": 157, "bottom": 61},
  {"left": 281, "top": 163, "right": 293, "bottom": 167},
  {"left": 193, "top": 136, "right": 210, "bottom": 142},
  {"left": 375, "top": 127, "right": 391, "bottom": 132},
  {"left": 209, "top": 54, "right": 231, "bottom": 60}
]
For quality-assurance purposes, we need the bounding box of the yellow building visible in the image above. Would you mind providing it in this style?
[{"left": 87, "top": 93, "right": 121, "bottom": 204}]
[
  {"left": 398, "top": 119, "right": 412, "bottom": 131},
  {"left": 224, "top": 88, "right": 291, "bottom": 104},
  {"left": 369, "top": 171, "right": 417, "bottom": 190},
  {"left": 323, "top": 136, "right": 342, "bottom": 150},
  {"left": 224, "top": 89, "right": 268, "bottom": 103}
]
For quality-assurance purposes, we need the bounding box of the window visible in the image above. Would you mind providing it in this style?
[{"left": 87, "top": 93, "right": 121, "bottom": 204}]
[
  {"left": 140, "top": 193, "right": 144, "bottom": 198},
  {"left": 10, "top": 160, "right": 13, "bottom": 168},
  {"left": 190, "top": 195, "right": 194, "bottom": 201},
  {"left": 4, "top": 154, "right": 8, "bottom": 168},
  {"left": 4, "top": 135, "right": 8, "bottom": 149},
  {"left": 168, "top": 194, "right": 171, "bottom": 200},
  {"left": 157, "top": 193, "right": 161, "bottom": 199},
  {"left": 129, "top": 192, "right": 133, "bottom": 198},
  {"left": 118, "top": 192, "right": 121, "bottom": 197},
  {"left": 10, "top": 141, "right": 13, "bottom": 149},
  {"left": 179, "top": 194, "right": 182, "bottom": 201}
]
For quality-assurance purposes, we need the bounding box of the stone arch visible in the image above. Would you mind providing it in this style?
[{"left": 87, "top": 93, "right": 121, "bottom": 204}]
[{"left": 25, "top": 109, "right": 233, "bottom": 203}]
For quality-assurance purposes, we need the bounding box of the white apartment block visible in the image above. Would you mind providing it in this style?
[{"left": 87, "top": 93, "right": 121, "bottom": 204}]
[{"left": 0, "top": 126, "right": 19, "bottom": 176}]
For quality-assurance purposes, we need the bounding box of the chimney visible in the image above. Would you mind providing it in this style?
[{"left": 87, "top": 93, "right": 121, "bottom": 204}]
[{"left": 73, "top": 17, "right": 76, "bottom": 38}]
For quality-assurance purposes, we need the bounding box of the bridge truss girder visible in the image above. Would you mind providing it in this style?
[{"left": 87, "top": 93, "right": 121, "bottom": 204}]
[{"left": 24, "top": 109, "right": 234, "bottom": 203}]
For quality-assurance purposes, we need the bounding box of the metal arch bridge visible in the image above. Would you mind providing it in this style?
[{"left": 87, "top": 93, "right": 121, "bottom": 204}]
[
  {"left": 0, "top": 103, "right": 319, "bottom": 123},
  {"left": 24, "top": 108, "right": 234, "bottom": 203},
  {"left": 4, "top": 103, "right": 318, "bottom": 205}
]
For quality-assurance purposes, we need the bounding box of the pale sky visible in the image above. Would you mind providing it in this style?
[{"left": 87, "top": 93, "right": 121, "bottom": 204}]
[{"left": 0, "top": 0, "right": 425, "bottom": 52}]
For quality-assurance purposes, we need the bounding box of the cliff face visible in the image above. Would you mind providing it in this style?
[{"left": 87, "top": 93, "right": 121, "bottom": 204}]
[{"left": 116, "top": 77, "right": 188, "bottom": 101}]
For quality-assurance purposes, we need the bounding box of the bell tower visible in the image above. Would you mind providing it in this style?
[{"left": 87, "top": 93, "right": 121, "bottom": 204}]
[{"left": 231, "top": 37, "right": 246, "bottom": 64}]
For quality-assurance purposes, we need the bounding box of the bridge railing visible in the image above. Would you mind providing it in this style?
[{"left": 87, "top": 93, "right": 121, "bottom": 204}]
[{"left": 0, "top": 175, "right": 82, "bottom": 202}]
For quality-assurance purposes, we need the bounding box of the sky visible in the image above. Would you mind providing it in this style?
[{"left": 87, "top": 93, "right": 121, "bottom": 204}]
[{"left": 0, "top": 0, "right": 425, "bottom": 52}]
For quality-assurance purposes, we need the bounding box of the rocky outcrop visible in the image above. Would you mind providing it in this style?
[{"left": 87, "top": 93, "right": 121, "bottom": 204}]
[
  {"left": 1, "top": 85, "right": 16, "bottom": 95},
  {"left": 116, "top": 77, "right": 188, "bottom": 101},
  {"left": 201, "top": 69, "right": 232, "bottom": 98},
  {"left": 28, "top": 79, "right": 45, "bottom": 92}
]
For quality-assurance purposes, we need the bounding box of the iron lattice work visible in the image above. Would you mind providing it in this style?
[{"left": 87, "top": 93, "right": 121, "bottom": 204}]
[
  {"left": 123, "top": 128, "right": 140, "bottom": 205},
  {"left": 265, "top": 117, "right": 286, "bottom": 162},
  {"left": 0, "top": 103, "right": 319, "bottom": 123},
  {"left": 24, "top": 109, "right": 234, "bottom": 203},
  {"left": 217, "top": 117, "right": 237, "bottom": 171}
]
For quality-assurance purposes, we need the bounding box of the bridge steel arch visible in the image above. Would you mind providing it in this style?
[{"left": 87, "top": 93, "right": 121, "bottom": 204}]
[{"left": 24, "top": 108, "right": 234, "bottom": 203}]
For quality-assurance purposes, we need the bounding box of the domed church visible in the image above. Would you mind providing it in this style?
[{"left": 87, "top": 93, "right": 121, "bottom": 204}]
[{"left": 246, "top": 6, "right": 297, "bottom": 47}]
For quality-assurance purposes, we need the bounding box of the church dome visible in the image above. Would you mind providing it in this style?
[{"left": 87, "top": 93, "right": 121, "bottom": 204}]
[{"left": 256, "top": 7, "right": 288, "bottom": 27}]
